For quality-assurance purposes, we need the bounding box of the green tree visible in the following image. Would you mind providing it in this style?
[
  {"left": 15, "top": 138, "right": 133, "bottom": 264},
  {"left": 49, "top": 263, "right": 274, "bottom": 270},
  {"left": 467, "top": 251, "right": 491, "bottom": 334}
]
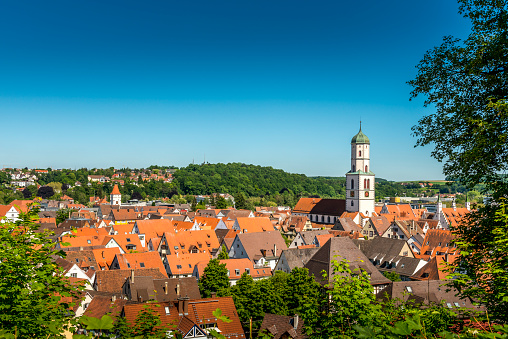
[
  {"left": 130, "top": 306, "right": 168, "bottom": 338},
  {"left": 56, "top": 208, "right": 74, "bottom": 225},
  {"left": 199, "top": 259, "right": 230, "bottom": 298},
  {"left": 409, "top": 0, "right": 508, "bottom": 187},
  {"left": 0, "top": 203, "right": 83, "bottom": 338},
  {"left": 409, "top": 0, "right": 508, "bottom": 322},
  {"left": 218, "top": 244, "right": 229, "bottom": 260},
  {"left": 215, "top": 195, "right": 228, "bottom": 209},
  {"left": 304, "top": 258, "right": 384, "bottom": 338},
  {"left": 382, "top": 271, "right": 402, "bottom": 282},
  {"left": 234, "top": 192, "right": 247, "bottom": 210}
]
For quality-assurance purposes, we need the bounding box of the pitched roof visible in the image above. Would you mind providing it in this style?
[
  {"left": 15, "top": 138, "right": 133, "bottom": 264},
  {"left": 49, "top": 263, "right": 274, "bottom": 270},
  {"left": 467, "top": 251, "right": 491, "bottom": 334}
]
[
  {"left": 333, "top": 217, "right": 361, "bottom": 233},
  {"left": 418, "top": 230, "right": 457, "bottom": 260},
  {"left": 103, "top": 234, "right": 145, "bottom": 253},
  {"left": 355, "top": 237, "right": 412, "bottom": 259},
  {"left": 293, "top": 198, "right": 346, "bottom": 216},
  {"left": 259, "top": 314, "right": 306, "bottom": 339},
  {"left": 235, "top": 231, "right": 288, "bottom": 261},
  {"left": 195, "top": 258, "right": 271, "bottom": 281},
  {"left": 367, "top": 215, "right": 391, "bottom": 236},
  {"left": 305, "top": 237, "right": 390, "bottom": 286},
  {"left": 123, "top": 297, "right": 245, "bottom": 338},
  {"left": 92, "top": 247, "right": 122, "bottom": 269},
  {"left": 299, "top": 230, "right": 330, "bottom": 245},
  {"left": 94, "top": 268, "right": 167, "bottom": 293},
  {"left": 165, "top": 252, "right": 211, "bottom": 276},
  {"left": 234, "top": 217, "right": 273, "bottom": 233},
  {"left": 110, "top": 185, "right": 121, "bottom": 195},
  {"left": 160, "top": 230, "right": 220, "bottom": 256},
  {"left": 278, "top": 247, "right": 320, "bottom": 271},
  {"left": 113, "top": 251, "right": 166, "bottom": 275},
  {"left": 64, "top": 250, "right": 99, "bottom": 271},
  {"left": 124, "top": 276, "right": 201, "bottom": 302},
  {"left": 83, "top": 295, "right": 129, "bottom": 320},
  {"left": 378, "top": 280, "right": 477, "bottom": 309}
]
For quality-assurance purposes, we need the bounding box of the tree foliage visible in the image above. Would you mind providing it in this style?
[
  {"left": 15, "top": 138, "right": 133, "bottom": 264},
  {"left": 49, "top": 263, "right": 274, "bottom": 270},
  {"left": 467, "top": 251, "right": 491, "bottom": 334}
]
[
  {"left": 409, "top": 0, "right": 508, "bottom": 187},
  {"left": 447, "top": 198, "right": 508, "bottom": 322},
  {"left": 199, "top": 259, "right": 230, "bottom": 298},
  {"left": 409, "top": 0, "right": 508, "bottom": 322},
  {"left": 0, "top": 203, "right": 83, "bottom": 338}
]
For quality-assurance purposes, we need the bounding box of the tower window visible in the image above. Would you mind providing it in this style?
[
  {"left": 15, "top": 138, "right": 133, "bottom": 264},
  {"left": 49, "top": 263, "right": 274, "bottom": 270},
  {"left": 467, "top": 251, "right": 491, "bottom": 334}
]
[
  {"left": 365, "top": 165, "right": 368, "bottom": 172},
  {"left": 359, "top": 151, "right": 362, "bottom": 157},
  {"left": 351, "top": 179, "right": 354, "bottom": 189},
  {"left": 351, "top": 201, "right": 354, "bottom": 206}
]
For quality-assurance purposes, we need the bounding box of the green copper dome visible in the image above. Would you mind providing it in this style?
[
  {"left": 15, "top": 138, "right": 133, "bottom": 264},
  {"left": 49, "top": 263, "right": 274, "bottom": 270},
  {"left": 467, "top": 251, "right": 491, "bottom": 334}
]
[{"left": 351, "top": 125, "right": 370, "bottom": 144}]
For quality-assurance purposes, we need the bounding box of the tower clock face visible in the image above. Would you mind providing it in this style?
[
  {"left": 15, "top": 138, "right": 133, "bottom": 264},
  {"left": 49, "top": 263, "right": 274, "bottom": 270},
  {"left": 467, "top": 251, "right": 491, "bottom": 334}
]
[
  {"left": 365, "top": 191, "right": 369, "bottom": 197},
  {"left": 350, "top": 191, "right": 355, "bottom": 197}
]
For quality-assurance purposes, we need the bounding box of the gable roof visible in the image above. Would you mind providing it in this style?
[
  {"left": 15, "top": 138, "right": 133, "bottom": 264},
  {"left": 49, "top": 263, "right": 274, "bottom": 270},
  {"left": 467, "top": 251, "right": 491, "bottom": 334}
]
[
  {"left": 94, "top": 268, "right": 167, "bottom": 293},
  {"left": 299, "top": 230, "right": 330, "bottom": 245},
  {"left": 333, "top": 217, "right": 361, "bottom": 233},
  {"left": 278, "top": 247, "right": 320, "bottom": 271},
  {"left": 123, "top": 297, "right": 245, "bottom": 338},
  {"left": 234, "top": 217, "right": 273, "bottom": 233},
  {"left": 259, "top": 313, "right": 306, "bottom": 339},
  {"left": 165, "top": 252, "right": 212, "bottom": 276},
  {"left": 293, "top": 198, "right": 346, "bottom": 216},
  {"left": 113, "top": 252, "right": 166, "bottom": 275},
  {"left": 305, "top": 237, "right": 390, "bottom": 286},
  {"left": 378, "top": 280, "right": 477, "bottom": 309},
  {"left": 367, "top": 215, "right": 391, "bottom": 235},
  {"left": 235, "top": 231, "right": 288, "bottom": 261},
  {"left": 124, "top": 276, "right": 201, "bottom": 302}
]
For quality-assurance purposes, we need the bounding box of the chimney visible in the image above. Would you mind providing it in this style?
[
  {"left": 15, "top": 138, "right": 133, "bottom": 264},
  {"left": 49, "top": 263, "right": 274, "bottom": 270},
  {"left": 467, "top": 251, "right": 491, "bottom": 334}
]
[
  {"left": 177, "top": 296, "right": 189, "bottom": 315},
  {"left": 165, "top": 281, "right": 168, "bottom": 295},
  {"left": 131, "top": 269, "right": 134, "bottom": 284},
  {"left": 274, "top": 244, "right": 277, "bottom": 257},
  {"left": 293, "top": 315, "right": 299, "bottom": 330},
  {"left": 176, "top": 283, "right": 180, "bottom": 297},
  {"left": 111, "top": 295, "right": 116, "bottom": 302},
  {"left": 211, "top": 292, "right": 216, "bottom": 298}
]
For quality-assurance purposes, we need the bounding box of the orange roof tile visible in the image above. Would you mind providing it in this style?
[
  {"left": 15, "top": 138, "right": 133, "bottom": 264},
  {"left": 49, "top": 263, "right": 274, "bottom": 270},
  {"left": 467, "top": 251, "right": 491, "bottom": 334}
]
[
  {"left": 111, "top": 185, "right": 121, "bottom": 195},
  {"left": 92, "top": 247, "right": 121, "bottom": 269},
  {"left": 113, "top": 251, "right": 166, "bottom": 275},
  {"left": 234, "top": 217, "right": 273, "bottom": 233}
]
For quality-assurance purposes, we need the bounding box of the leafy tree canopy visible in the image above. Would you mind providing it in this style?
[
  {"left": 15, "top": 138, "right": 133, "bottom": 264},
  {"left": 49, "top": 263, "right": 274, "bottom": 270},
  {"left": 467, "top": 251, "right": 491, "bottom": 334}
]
[{"left": 0, "top": 203, "right": 83, "bottom": 338}]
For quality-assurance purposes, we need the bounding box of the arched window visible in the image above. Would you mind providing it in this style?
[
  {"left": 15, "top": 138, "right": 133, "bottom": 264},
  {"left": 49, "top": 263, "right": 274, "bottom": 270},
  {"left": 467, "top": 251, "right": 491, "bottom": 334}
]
[
  {"left": 359, "top": 151, "right": 362, "bottom": 157},
  {"left": 351, "top": 200, "right": 354, "bottom": 206},
  {"left": 365, "top": 165, "right": 368, "bottom": 172},
  {"left": 364, "top": 179, "right": 366, "bottom": 188},
  {"left": 351, "top": 179, "right": 354, "bottom": 189}
]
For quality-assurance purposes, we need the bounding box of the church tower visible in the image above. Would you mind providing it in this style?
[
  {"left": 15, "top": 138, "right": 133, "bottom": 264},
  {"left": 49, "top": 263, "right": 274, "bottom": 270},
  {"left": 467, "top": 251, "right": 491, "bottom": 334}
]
[
  {"left": 110, "top": 184, "right": 121, "bottom": 206},
  {"left": 346, "top": 124, "right": 375, "bottom": 216}
]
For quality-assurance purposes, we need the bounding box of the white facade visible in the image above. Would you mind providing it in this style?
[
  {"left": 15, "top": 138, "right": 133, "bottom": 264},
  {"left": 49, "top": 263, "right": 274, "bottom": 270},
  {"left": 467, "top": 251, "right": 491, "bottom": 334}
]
[
  {"left": 111, "top": 194, "right": 121, "bottom": 206},
  {"left": 346, "top": 126, "right": 375, "bottom": 216}
]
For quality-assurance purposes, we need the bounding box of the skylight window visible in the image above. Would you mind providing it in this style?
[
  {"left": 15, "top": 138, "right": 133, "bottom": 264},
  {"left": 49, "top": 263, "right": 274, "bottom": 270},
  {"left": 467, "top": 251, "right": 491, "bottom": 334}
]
[
  {"left": 177, "top": 265, "right": 182, "bottom": 269},
  {"left": 406, "top": 286, "right": 412, "bottom": 293},
  {"left": 139, "top": 263, "right": 145, "bottom": 268}
]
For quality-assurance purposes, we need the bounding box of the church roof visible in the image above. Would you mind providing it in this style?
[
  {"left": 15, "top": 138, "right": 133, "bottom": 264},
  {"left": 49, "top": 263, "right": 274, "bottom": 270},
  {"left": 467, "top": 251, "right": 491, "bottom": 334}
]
[{"left": 351, "top": 126, "right": 370, "bottom": 144}]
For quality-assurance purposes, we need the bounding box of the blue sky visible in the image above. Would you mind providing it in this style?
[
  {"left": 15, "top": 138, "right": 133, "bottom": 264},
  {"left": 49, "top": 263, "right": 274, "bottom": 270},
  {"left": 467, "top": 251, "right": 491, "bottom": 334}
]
[{"left": 0, "top": 1, "right": 471, "bottom": 180}]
